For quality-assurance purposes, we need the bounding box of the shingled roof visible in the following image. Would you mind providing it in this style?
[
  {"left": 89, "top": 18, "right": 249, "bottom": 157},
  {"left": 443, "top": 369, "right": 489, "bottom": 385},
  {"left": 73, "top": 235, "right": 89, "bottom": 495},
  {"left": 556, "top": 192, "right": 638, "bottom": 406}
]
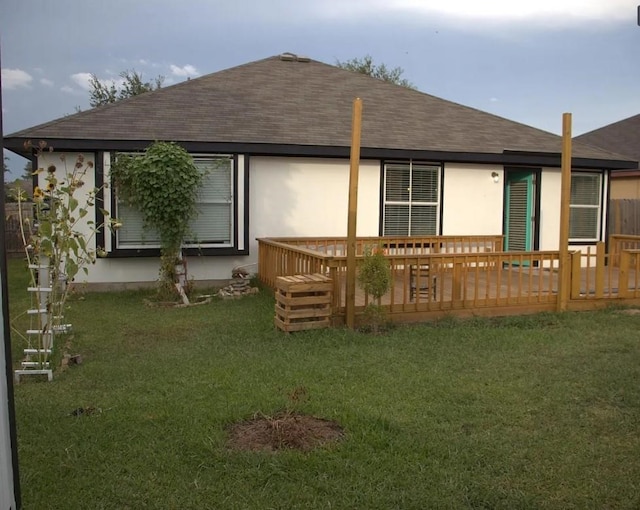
[
  {"left": 4, "top": 54, "right": 634, "bottom": 167},
  {"left": 575, "top": 114, "right": 640, "bottom": 171}
]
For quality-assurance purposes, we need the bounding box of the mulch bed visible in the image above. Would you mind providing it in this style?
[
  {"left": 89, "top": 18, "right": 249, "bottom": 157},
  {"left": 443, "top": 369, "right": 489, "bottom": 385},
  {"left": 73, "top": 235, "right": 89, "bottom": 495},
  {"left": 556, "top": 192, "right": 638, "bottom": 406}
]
[{"left": 227, "top": 411, "right": 344, "bottom": 452}]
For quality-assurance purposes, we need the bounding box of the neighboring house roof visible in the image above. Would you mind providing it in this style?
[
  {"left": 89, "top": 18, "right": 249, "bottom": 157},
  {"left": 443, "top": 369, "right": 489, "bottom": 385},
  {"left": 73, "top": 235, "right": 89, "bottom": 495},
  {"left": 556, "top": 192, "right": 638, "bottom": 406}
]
[
  {"left": 4, "top": 54, "right": 635, "bottom": 169},
  {"left": 575, "top": 113, "right": 640, "bottom": 176}
]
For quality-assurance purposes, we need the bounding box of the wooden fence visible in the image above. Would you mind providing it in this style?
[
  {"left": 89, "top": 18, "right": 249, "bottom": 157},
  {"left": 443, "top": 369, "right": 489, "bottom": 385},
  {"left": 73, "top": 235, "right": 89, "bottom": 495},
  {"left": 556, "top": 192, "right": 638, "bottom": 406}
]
[
  {"left": 609, "top": 199, "right": 640, "bottom": 236},
  {"left": 3, "top": 203, "right": 30, "bottom": 258}
]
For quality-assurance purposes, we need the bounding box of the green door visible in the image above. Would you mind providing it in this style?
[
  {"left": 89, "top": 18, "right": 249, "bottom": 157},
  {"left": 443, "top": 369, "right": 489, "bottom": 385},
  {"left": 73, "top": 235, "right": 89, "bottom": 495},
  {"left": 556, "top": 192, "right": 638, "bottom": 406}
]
[{"left": 505, "top": 171, "right": 534, "bottom": 253}]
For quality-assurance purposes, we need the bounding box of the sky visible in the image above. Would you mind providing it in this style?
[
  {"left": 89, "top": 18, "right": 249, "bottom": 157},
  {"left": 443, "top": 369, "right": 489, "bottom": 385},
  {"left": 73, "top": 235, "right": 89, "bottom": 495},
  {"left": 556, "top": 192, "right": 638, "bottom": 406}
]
[{"left": 1, "top": 0, "right": 639, "bottom": 177}]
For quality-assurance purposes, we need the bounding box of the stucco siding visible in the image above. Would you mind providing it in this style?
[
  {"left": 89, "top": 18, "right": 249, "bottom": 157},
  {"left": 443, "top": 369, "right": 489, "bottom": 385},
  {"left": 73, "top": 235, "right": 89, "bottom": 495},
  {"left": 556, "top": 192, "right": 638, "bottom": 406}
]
[
  {"left": 441, "top": 164, "right": 504, "bottom": 236},
  {"left": 30, "top": 152, "right": 610, "bottom": 285},
  {"left": 37, "top": 151, "right": 98, "bottom": 245},
  {"left": 249, "top": 156, "right": 380, "bottom": 242},
  {"left": 539, "top": 167, "right": 562, "bottom": 251}
]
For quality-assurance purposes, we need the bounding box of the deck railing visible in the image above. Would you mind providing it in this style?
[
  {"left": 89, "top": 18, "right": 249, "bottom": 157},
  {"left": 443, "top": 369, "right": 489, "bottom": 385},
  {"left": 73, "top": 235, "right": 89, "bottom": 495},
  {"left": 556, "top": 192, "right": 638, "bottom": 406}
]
[
  {"left": 570, "top": 243, "right": 610, "bottom": 299},
  {"left": 258, "top": 235, "right": 640, "bottom": 324},
  {"left": 270, "top": 235, "right": 504, "bottom": 257},
  {"left": 258, "top": 236, "right": 561, "bottom": 322},
  {"left": 609, "top": 235, "right": 640, "bottom": 267}
]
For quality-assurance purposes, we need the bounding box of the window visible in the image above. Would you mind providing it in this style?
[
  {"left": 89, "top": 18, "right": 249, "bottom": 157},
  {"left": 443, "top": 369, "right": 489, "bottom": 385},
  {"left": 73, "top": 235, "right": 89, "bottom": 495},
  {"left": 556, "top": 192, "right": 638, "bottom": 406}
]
[
  {"left": 115, "top": 155, "right": 235, "bottom": 249},
  {"left": 383, "top": 161, "right": 440, "bottom": 236},
  {"left": 569, "top": 172, "right": 602, "bottom": 242}
]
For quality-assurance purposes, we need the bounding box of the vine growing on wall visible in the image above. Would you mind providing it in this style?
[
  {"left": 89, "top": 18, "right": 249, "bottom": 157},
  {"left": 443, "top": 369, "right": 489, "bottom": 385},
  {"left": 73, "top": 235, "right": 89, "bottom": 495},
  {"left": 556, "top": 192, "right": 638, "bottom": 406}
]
[{"left": 110, "top": 141, "right": 202, "bottom": 297}]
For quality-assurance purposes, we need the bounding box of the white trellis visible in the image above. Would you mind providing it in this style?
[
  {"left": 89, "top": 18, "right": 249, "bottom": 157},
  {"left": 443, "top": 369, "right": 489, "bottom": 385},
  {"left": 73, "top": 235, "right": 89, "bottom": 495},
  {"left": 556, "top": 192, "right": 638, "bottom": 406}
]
[{"left": 14, "top": 259, "right": 71, "bottom": 383}]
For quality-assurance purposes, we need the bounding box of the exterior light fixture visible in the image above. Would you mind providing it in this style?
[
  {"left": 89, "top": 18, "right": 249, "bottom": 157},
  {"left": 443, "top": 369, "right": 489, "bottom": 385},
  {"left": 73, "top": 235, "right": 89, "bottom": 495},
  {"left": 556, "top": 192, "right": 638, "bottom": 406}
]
[{"left": 491, "top": 171, "right": 499, "bottom": 183}]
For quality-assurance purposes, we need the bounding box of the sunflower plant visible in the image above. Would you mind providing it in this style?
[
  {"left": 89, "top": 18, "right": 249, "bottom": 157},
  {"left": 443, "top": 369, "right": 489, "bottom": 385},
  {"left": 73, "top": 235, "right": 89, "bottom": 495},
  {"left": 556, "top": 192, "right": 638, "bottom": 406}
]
[{"left": 13, "top": 141, "right": 114, "bottom": 373}]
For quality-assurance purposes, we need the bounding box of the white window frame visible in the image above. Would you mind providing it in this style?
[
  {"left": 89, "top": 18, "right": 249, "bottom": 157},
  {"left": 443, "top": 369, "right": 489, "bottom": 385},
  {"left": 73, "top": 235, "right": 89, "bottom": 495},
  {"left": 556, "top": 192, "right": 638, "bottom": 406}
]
[
  {"left": 114, "top": 153, "right": 235, "bottom": 250},
  {"left": 569, "top": 171, "right": 602, "bottom": 243},
  {"left": 382, "top": 160, "right": 441, "bottom": 236}
]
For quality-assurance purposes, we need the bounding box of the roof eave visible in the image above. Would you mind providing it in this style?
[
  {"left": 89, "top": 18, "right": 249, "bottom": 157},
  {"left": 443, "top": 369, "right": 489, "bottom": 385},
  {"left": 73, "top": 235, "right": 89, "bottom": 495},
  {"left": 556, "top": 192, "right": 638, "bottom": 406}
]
[{"left": 4, "top": 136, "right": 635, "bottom": 170}]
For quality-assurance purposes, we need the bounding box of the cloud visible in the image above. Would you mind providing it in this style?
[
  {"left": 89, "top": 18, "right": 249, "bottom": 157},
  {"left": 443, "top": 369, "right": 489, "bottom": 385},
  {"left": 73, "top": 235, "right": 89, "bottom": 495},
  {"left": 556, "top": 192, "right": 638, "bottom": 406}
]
[
  {"left": 70, "top": 72, "right": 94, "bottom": 91},
  {"left": 40, "top": 78, "right": 54, "bottom": 87},
  {"left": 389, "top": 0, "right": 632, "bottom": 20},
  {"left": 170, "top": 64, "right": 199, "bottom": 77},
  {"left": 321, "top": 0, "right": 633, "bottom": 24},
  {"left": 490, "top": 97, "right": 499, "bottom": 102},
  {"left": 1, "top": 68, "right": 33, "bottom": 89}
]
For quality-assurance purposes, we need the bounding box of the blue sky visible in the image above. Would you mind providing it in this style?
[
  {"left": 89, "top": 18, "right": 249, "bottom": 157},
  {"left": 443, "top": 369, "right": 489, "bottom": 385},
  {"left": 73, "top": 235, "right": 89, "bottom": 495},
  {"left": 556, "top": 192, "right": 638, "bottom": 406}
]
[{"left": 1, "top": 0, "right": 639, "bottom": 177}]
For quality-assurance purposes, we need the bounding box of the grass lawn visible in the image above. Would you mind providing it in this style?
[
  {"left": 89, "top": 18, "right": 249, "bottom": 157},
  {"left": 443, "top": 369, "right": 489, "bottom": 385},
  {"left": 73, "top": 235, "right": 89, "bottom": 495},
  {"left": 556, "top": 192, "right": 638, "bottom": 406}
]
[{"left": 7, "top": 258, "right": 640, "bottom": 509}]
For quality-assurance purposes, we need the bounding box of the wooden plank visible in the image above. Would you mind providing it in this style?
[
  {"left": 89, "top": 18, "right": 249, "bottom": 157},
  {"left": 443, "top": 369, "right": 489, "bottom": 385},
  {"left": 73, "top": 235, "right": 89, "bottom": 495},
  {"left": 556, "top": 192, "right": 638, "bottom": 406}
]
[
  {"left": 595, "top": 242, "right": 605, "bottom": 298},
  {"left": 558, "top": 112, "right": 572, "bottom": 311},
  {"left": 346, "top": 98, "right": 363, "bottom": 330},
  {"left": 276, "top": 294, "right": 332, "bottom": 307},
  {"left": 571, "top": 251, "right": 582, "bottom": 299},
  {"left": 275, "top": 274, "right": 331, "bottom": 291},
  {"left": 619, "top": 251, "right": 630, "bottom": 298},
  {"left": 274, "top": 317, "right": 331, "bottom": 332},
  {"left": 276, "top": 305, "right": 331, "bottom": 320}
]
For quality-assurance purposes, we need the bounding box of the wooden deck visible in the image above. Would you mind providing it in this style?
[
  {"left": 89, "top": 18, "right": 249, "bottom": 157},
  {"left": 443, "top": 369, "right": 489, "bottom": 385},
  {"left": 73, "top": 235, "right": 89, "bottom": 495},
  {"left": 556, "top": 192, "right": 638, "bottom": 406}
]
[{"left": 258, "top": 235, "right": 640, "bottom": 325}]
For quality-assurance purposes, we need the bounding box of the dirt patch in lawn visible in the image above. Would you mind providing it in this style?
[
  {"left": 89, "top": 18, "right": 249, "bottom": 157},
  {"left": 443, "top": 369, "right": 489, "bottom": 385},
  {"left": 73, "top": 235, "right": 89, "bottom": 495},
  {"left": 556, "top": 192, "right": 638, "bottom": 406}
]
[{"left": 227, "top": 412, "right": 344, "bottom": 452}]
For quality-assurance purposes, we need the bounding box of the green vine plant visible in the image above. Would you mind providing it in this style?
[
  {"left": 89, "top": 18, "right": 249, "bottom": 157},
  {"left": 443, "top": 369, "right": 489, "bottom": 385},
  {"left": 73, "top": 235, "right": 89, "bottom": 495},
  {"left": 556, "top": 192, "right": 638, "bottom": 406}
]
[
  {"left": 13, "top": 141, "right": 115, "bottom": 376},
  {"left": 110, "top": 141, "right": 203, "bottom": 300},
  {"left": 357, "top": 245, "right": 392, "bottom": 333}
]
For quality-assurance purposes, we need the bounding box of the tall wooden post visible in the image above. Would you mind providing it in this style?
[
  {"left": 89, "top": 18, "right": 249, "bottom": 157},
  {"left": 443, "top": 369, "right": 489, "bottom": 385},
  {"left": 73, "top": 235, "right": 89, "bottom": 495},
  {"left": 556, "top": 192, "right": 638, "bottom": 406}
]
[
  {"left": 558, "top": 112, "right": 572, "bottom": 312},
  {"left": 345, "top": 98, "right": 363, "bottom": 329}
]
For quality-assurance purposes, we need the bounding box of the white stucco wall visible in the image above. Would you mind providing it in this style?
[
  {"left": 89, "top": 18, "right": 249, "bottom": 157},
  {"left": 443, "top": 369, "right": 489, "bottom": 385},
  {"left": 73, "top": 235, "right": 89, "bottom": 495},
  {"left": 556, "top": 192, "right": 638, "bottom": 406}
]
[
  {"left": 35, "top": 153, "right": 382, "bottom": 285},
  {"left": 33, "top": 151, "right": 609, "bottom": 285},
  {"left": 441, "top": 164, "right": 504, "bottom": 236},
  {"left": 539, "top": 167, "right": 561, "bottom": 251},
  {"left": 36, "top": 151, "right": 97, "bottom": 244},
  {"left": 249, "top": 156, "right": 380, "bottom": 241}
]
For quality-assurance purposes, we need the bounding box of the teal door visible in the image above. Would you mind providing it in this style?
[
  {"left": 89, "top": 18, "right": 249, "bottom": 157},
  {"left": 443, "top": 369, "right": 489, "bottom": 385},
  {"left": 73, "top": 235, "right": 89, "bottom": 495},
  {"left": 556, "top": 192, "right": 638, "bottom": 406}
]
[{"left": 505, "top": 171, "right": 534, "bottom": 252}]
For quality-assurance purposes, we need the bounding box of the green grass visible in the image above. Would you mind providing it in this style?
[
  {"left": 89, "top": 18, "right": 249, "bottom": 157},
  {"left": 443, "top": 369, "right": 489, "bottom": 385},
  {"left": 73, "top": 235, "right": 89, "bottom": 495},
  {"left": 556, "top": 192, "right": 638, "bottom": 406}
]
[{"left": 7, "top": 258, "right": 640, "bottom": 509}]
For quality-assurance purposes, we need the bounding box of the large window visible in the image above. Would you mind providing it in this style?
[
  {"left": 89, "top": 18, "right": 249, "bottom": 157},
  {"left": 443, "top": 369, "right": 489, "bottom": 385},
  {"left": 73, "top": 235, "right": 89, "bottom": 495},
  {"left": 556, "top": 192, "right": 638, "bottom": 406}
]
[
  {"left": 569, "top": 172, "right": 602, "bottom": 242},
  {"left": 383, "top": 161, "right": 441, "bottom": 236},
  {"left": 116, "top": 155, "right": 234, "bottom": 249}
]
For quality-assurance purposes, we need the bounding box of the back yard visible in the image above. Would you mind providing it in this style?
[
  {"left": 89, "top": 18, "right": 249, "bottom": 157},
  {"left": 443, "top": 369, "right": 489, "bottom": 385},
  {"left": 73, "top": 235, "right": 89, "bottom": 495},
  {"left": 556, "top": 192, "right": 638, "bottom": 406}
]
[{"left": 7, "top": 259, "right": 640, "bottom": 509}]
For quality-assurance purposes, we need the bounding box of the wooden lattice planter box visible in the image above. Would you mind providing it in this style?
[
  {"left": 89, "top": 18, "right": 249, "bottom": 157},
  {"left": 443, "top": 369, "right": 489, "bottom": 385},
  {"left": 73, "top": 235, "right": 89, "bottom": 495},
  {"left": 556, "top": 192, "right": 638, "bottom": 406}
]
[{"left": 275, "top": 274, "right": 333, "bottom": 332}]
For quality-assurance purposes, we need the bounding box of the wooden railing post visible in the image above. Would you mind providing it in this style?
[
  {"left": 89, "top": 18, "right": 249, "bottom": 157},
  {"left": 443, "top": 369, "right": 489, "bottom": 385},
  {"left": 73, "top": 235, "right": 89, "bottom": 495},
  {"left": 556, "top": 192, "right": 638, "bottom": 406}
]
[
  {"left": 595, "top": 242, "right": 605, "bottom": 298},
  {"left": 452, "top": 260, "right": 463, "bottom": 303},
  {"left": 570, "top": 251, "right": 582, "bottom": 299},
  {"left": 619, "top": 251, "right": 630, "bottom": 298},
  {"left": 610, "top": 235, "right": 619, "bottom": 267},
  {"left": 557, "top": 112, "right": 572, "bottom": 312}
]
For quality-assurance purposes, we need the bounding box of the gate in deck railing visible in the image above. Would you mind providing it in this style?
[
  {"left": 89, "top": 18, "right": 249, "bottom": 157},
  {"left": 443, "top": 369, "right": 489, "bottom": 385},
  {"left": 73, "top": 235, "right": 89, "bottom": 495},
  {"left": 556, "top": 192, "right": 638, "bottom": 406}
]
[
  {"left": 569, "top": 238, "right": 640, "bottom": 301},
  {"left": 618, "top": 250, "right": 640, "bottom": 298}
]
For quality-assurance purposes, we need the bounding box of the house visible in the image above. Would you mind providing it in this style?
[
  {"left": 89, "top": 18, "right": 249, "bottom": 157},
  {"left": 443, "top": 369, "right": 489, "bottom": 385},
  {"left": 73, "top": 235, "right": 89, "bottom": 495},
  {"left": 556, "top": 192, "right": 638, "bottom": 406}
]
[
  {"left": 575, "top": 114, "right": 640, "bottom": 200},
  {"left": 3, "top": 53, "right": 636, "bottom": 288}
]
